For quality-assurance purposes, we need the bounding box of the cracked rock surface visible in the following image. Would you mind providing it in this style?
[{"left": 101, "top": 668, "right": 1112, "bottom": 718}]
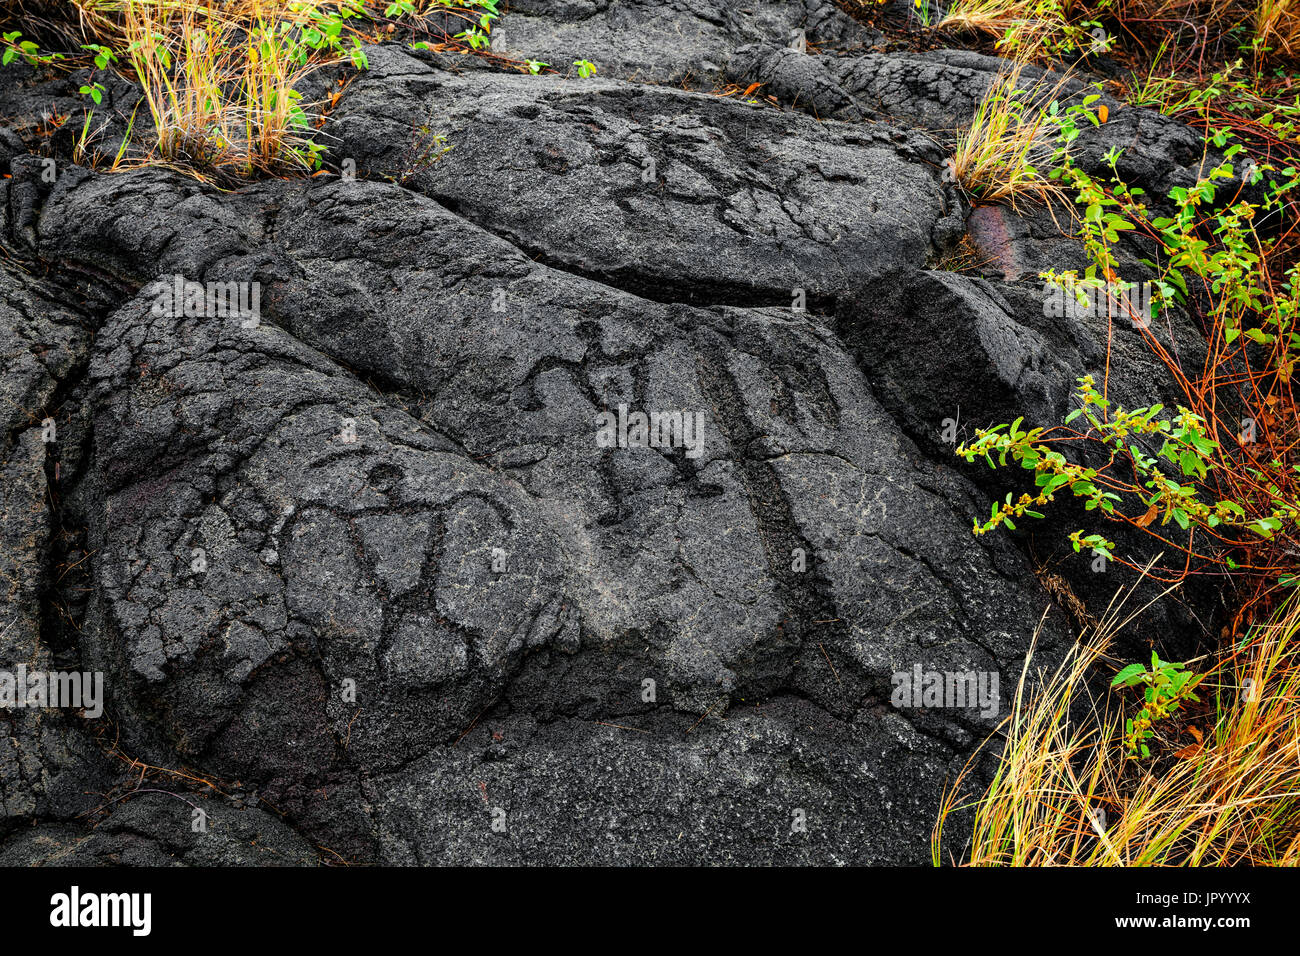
[{"left": 0, "top": 0, "right": 1217, "bottom": 864}]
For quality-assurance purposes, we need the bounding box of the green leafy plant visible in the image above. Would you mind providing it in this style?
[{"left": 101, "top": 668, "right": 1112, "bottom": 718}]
[
  {"left": 1112, "top": 653, "right": 1204, "bottom": 758},
  {"left": 1, "top": 29, "right": 62, "bottom": 67},
  {"left": 957, "top": 82, "right": 1300, "bottom": 584},
  {"left": 956, "top": 375, "right": 1258, "bottom": 554}
]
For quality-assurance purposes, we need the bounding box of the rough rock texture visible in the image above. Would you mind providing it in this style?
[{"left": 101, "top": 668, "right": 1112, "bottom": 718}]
[
  {"left": 329, "top": 47, "right": 958, "bottom": 306},
  {"left": 0, "top": 1, "right": 1219, "bottom": 864},
  {"left": 491, "top": 0, "right": 877, "bottom": 84}
]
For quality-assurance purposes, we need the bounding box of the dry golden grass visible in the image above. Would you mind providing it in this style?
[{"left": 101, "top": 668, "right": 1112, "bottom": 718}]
[
  {"left": 935, "top": 577, "right": 1300, "bottom": 866},
  {"left": 117, "top": 1, "right": 325, "bottom": 176},
  {"left": 935, "top": 0, "right": 1300, "bottom": 62},
  {"left": 950, "top": 62, "right": 1070, "bottom": 209},
  {"left": 4, "top": 2, "right": 486, "bottom": 177},
  {"left": 1257, "top": 0, "right": 1300, "bottom": 59},
  {"left": 937, "top": 0, "right": 1063, "bottom": 55}
]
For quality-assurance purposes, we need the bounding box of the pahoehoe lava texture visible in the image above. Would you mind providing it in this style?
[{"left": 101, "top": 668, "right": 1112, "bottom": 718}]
[{"left": 0, "top": 0, "right": 1217, "bottom": 864}]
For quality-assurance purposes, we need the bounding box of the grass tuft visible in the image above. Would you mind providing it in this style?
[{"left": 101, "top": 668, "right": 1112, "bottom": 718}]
[
  {"left": 936, "top": 575, "right": 1300, "bottom": 866},
  {"left": 950, "top": 62, "right": 1070, "bottom": 208},
  {"left": 2, "top": 1, "right": 502, "bottom": 178},
  {"left": 118, "top": 2, "right": 325, "bottom": 176},
  {"left": 1257, "top": 0, "right": 1300, "bottom": 60},
  {"left": 937, "top": 0, "right": 1064, "bottom": 55}
]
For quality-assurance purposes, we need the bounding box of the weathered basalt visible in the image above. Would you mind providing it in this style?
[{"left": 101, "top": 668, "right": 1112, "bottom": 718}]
[{"left": 0, "top": 0, "right": 1222, "bottom": 864}]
